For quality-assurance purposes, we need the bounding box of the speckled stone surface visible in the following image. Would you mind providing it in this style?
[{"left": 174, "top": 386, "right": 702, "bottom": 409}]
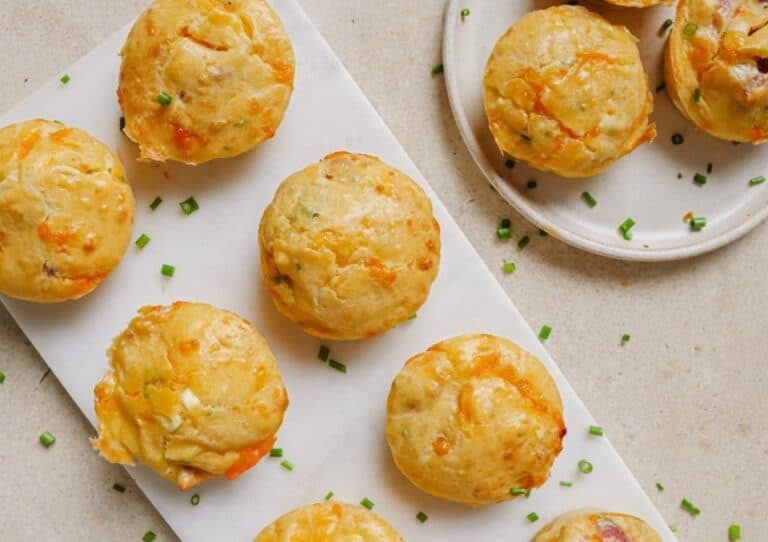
[{"left": 0, "top": 1, "right": 765, "bottom": 540}]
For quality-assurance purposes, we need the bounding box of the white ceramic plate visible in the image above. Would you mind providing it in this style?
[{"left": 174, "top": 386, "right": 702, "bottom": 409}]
[
  {"left": 1, "top": 1, "right": 674, "bottom": 540},
  {"left": 444, "top": 0, "right": 768, "bottom": 261}
]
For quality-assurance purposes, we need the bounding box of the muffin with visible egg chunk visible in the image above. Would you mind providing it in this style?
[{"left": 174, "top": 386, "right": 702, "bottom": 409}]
[
  {"left": 92, "top": 301, "right": 288, "bottom": 490},
  {"left": 666, "top": 0, "right": 768, "bottom": 143},
  {"left": 118, "top": 0, "right": 294, "bottom": 164},
  {"left": 258, "top": 151, "right": 441, "bottom": 341},
  {"left": 386, "top": 334, "right": 565, "bottom": 506},
  {"left": 253, "top": 502, "right": 404, "bottom": 542},
  {"left": 483, "top": 5, "right": 655, "bottom": 178},
  {"left": 0, "top": 119, "right": 135, "bottom": 303},
  {"left": 532, "top": 510, "right": 662, "bottom": 542}
]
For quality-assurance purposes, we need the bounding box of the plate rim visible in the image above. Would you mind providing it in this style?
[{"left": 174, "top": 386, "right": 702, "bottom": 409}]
[{"left": 442, "top": 0, "right": 768, "bottom": 262}]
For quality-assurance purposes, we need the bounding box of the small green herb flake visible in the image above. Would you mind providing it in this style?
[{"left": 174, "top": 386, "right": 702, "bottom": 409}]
[
  {"left": 324, "top": 491, "right": 334, "bottom": 501},
  {"left": 269, "top": 448, "right": 283, "bottom": 458},
  {"left": 431, "top": 64, "right": 444, "bottom": 75},
  {"left": 416, "top": 511, "right": 428, "bottom": 523},
  {"left": 60, "top": 74, "right": 71, "bottom": 85},
  {"left": 729, "top": 524, "right": 741, "bottom": 541},
  {"left": 517, "top": 236, "right": 530, "bottom": 250},
  {"left": 161, "top": 264, "right": 175, "bottom": 277},
  {"left": 694, "top": 173, "right": 707, "bottom": 185},
  {"left": 662, "top": 19, "right": 673, "bottom": 30},
  {"left": 526, "top": 512, "right": 539, "bottom": 523},
  {"left": 112, "top": 483, "right": 126, "bottom": 493},
  {"left": 750, "top": 175, "right": 766, "bottom": 186},
  {"left": 135, "top": 234, "right": 151, "bottom": 249},
  {"left": 578, "top": 459, "right": 593, "bottom": 474},
  {"left": 280, "top": 459, "right": 295, "bottom": 471},
  {"left": 619, "top": 218, "right": 636, "bottom": 241},
  {"left": 509, "top": 487, "right": 531, "bottom": 497},
  {"left": 329, "top": 359, "right": 347, "bottom": 373},
  {"left": 694, "top": 88, "right": 702, "bottom": 103},
  {"left": 39, "top": 431, "right": 56, "bottom": 447},
  {"left": 581, "top": 191, "right": 598, "bottom": 208},
  {"left": 671, "top": 133, "right": 684, "bottom": 145},
  {"left": 460, "top": 8, "right": 470, "bottom": 20},
  {"left": 683, "top": 22, "right": 699, "bottom": 36},
  {"left": 621, "top": 334, "right": 631, "bottom": 344},
  {"left": 142, "top": 531, "right": 157, "bottom": 542},
  {"left": 559, "top": 481, "right": 573, "bottom": 488},
  {"left": 149, "top": 196, "right": 163, "bottom": 210},
  {"left": 497, "top": 227, "right": 512, "bottom": 240},
  {"left": 407, "top": 313, "right": 418, "bottom": 320},
  {"left": 656, "top": 482, "right": 664, "bottom": 492},
  {"left": 157, "top": 92, "right": 172, "bottom": 106},
  {"left": 318, "top": 345, "right": 330, "bottom": 362},
  {"left": 681, "top": 498, "right": 701, "bottom": 516},
  {"left": 190, "top": 493, "right": 200, "bottom": 506},
  {"left": 588, "top": 425, "right": 604, "bottom": 437},
  {"left": 670, "top": 524, "right": 678, "bottom": 533},
  {"left": 180, "top": 196, "right": 199, "bottom": 215},
  {"left": 690, "top": 216, "right": 707, "bottom": 231},
  {"left": 360, "top": 497, "right": 375, "bottom": 510},
  {"left": 502, "top": 261, "right": 516, "bottom": 274},
  {"left": 539, "top": 325, "right": 552, "bottom": 340},
  {"left": 0, "top": 371, "right": 5, "bottom": 383}
]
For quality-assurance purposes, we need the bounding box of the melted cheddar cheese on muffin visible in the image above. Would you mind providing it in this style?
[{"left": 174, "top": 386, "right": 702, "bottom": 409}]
[
  {"left": 93, "top": 302, "right": 288, "bottom": 490},
  {"left": 253, "top": 502, "right": 404, "bottom": 542},
  {"left": 666, "top": 0, "right": 768, "bottom": 143},
  {"left": 119, "top": 0, "right": 294, "bottom": 164},
  {"left": 483, "top": 5, "right": 655, "bottom": 178},
  {"left": 386, "top": 334, "right": 565, "bottom": 505},
  {"left": 532, "top": 510, "right": 662, "bottom": 542},
  {"left": 0, "top": 119, "right": 134, "bottom": 303},
  {"left": 259, "top": 152, "right": 441, "bottom": 341}
]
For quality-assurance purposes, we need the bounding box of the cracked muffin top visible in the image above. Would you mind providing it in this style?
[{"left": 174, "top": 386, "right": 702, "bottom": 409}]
[
  {"left": 92, "top": 301, "right": 288, "bottom": 490},
  {"left": 118, "top": 0, "right": 295, "bottom": 164},
  {"left": 258, "top": 152, "right": 441, "bottom": 341},
  {"left": 0, "top": 119, "right": 135, "bottom": 303},
  {"left": 483, "top": 5, "right": 655, "bottom": 178}
]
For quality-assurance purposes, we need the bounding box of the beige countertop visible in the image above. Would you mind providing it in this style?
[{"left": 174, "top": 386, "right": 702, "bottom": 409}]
[{"left": 0, "top": 1, "right": 764, "bottom": 540}]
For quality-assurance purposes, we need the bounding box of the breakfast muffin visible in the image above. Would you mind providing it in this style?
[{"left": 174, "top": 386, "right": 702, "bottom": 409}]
[
  {"left": 386, "top": 334, "right": 565, "bottom": 505},
  {"left": 259, "top": 151, "right": 441, "bottom": 341},
  {"left": 0, "top": 119, "right": 134, "bottom": 303},
  {"left": 483, "top": 5, "right": 656, "bottom": 178},
  {"left": 532, "top": 510, "right": 662, "bottom": 542},
  {"left": 602, "top": 0, "right": 671, "bottom": 6},
  {"left": 93, "top": 302, "right": 288, "bottom": 490},
  {"left": 666, "top": 0, "right": 768, "bottom": 143},
  {"left": 118, "top": 0, "right": 295, "bottom": 164},
  {"left": 253, "top": 502, "right": 404, "bottom": 542}
]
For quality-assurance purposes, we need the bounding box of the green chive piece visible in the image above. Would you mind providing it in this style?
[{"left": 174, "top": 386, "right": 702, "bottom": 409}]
[
  {"left": 509, "top": 487, "right": 531, "bottom": 497},
  {"left": 497, "top": 227, "right": 512, "bottom": 240},
  {"left": 161, "top": 264, "right": 175, "bottom": 277},
  {"left": 149, "top": 196, "right": 163, "bottom": 210},
  {"left": 517, "top": 236, "right": 530, "bottom": 250},
  {"left": 431, "top": 64, "right": 444, "bottom": 75},
  {"left": 120, "top": 117, "right": 126, "bottom": 132},
  {"left": 60, "top": 74, "right": 71, "bottom": 85},
  {"left": 324, "top": 491, "right": 334, "bottom": 501},
  {"left": 750, "top": 175, "right": 766, "bottom": 186},
  {"left": 142, "top": 531, "right": 157, "bottom": 542},
  {"left": 588, "top": 425, "right": 604, "bottom": 437},
  {"left": 526, "top": 179, "right": 537, "bottom": 189},
  {"left": 683, "top": 22, "right": 699, "bottom": 36},
  {"left": 707, "top": 163, "right": 713, "bottom": 174},
  {"left": 505, "top": 159, "right": 516, "bottom": 169},
  {"left": 581, "top": 191, "right": 598, "bottom": 208},
  {"left": 269, "top": 448, "right": 283, "bottom": 458},
  {"left": 619, "top": 218, "right": 636, "bottom": 241},
  {"left": 280, "top": 459, "right": 295, "bottom": 471},
  {"left": 526, "top": 512, "right": 539, "bottom": 523},
  {"left": 39, "top": 431, "right": 56, "bottom": 447},
  {"left": 180, "top": 196, "right": 199, "bottom": 215},
  {"left": 662, "top": 18, "right": 673, "bottom": 30},
  {"left": 539, "top": 325, "right": 552, "bottom": 340},
  {"left": 416, "top": 511, "right": 428, "bottom": 523},
  {"left": 502, "top": 261, "right": 516, "bottom": 274},
  {"left": 690, "top": 217, "right": 707, "bottom": 231},
  {"left": 157, "top": 92, "right": 172, "bottom": 106},
  {"left": 329, "top": 359, "right": 347, "bottom": 373},
  {"left": 135, "top": 234, "right": 151, "bottom": 249},
  {"left": 318, "top": 345, "right": 330, "bottom": 362},
  {"left": 190, "top": 493, "right": 200, "bottom": 506},
  {"left": 460, "top": 8, "right": 470, "bottom": 20},
  {"left": 500, "top": 218, "right": 512, "bottom": 229},
  {"left": 655, "top": 82, "right": 666, "bottom": 93},
  {"left": 407, "top": 313, "right": 418, "bottom": 320},
  {"left": 559, "top": 481, "right": 573, "bottom": 487},
  {"left": 578, "top": 459, "right": 593, "bottom": 474},
  {"left": 694, "top": 173, "right": 707, "bottom": 185},
  {"left": 112, "top": 483, "right": 126, "bottom": 493},
  {"left": 360, "top": 497, "right": 375, "bottom": 510},
  {"left": 729, "top": 524, "right": 741, "bottom": 541},
  {"left": 0, "top": 371, "right": 5, "bottom": 384},
  {"left": 694, "top": 88, "right": 702, "bottom": 103},
  {"left": 621, "top": 334, "right": 631, "bottom": 344},
  {"left": 671, "top": 133, "right": 684, "bottom": 145},
  {"left": 670, "top": 524, "right": 678, "bottom": 532},
  {"left": 656, "top": 482, "right": 664, "bottom": 492},
  {"left": 681, "top": 498, "right": 701, "bottom": 516}
]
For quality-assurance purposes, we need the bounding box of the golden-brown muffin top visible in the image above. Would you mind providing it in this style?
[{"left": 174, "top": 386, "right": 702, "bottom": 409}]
[
  {"left": 483, "top": 5, "right": 655, "bottom": 178},
  {"left": 0, "top": 119, "right": 134, "bottom": 303},
  {"left": 602, "top": 0, "right": 671, "bottom": 7},
  {"left": 386, "top": 334, "right": 565, "bottom": 505},
  {"left": 532, "top": 510, "right": 662, "bottom": 542},
  {"left": 666, "top": 0, "right": 768, "bottom": 142},
  {"left": 93, "top": 302, "right": 288, "bottom": 490},
  {"left": 119, "top": 0, "right": 294, "bottom": 164},
  {"left": 253, "top": 502, "right": 404, "bottom": 542},
  {"left": 259, "top": 151, "right": 441, "bottom": 340}
]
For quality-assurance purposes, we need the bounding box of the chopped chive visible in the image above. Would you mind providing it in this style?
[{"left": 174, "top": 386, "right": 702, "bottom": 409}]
[
  {"left": 729, "top": 524, "right": 741, "bottom": 541},
  {"left": 142, "top": 531, "right": 156, "bottom": 542},
  {"left": 318, "top": 345, "right": 330, "bottom": 362},
  {"left": 671, "top": 133, "right": 684, "bottom": 145},
  {"left": 619, "top": 218, "right": 635, "bottom": 241},
  {"left": 329, "top": 359, "right": 347, "bottom": 373},
  {"left": 135, "top": 234, "right": 151, "bottom": 249},
  {"left": 655, "top": 82, "right": 667, "bottom": 93},
  {"left": 578, "top": 459, "right": 593, "bottom": 474},
  {"left": 119, "top": 117, "right": 126, "bottom": 132},
  {"left": 157, "top": 92, "right": 172, "bottom": 106},
  {"left": 670, "top": 524, "right": 678, "bottom": 532},
  {"left": 694, "top": 173, "right": 707, "bottom": 185},
  {"left": 0, "top": 371, "right": 5, "bottom": 383},
  {"left": 161, "top": 264, "right": 175, "bottom": 277},
  {"left": 581, "top": 191, "right": 597, "bottom": 208},
  {"left": 324, "top": 491, "right": 334, "bottom": 501},
  {"left": 517, "top": 236, "right": 530, "bottom": 250},
  {"left": 416, "top": 511, "right": 429, "bottom": 523},
  {"left": 588, "top": 425, "right": 604, "bottom": 437},
  {"left": 360, "top": 497, "right": 374, "bottom": 510},
  {"left": 683, "top": 22, "right": 699, "bottom": 36},
  {"left": 662, "top": 18, "right": 673, "bottom": 30},
  {"left": 621, "top": 334, "right": 631, "bottom": 344},
  {"left": 280, "top": 459, "right": 295, "bottom": 471},
  {"left": 539, "top": 325, "right": 552, "bottom": 340},
  {"left": 190, "top": 493, "right": 200, "bottom": 506},
  {"left": 407, "top": 313, "right": 418, "bottom": 320},
  {"left": 559, "top": 481, "right": 572, "bottom": 487},
  {"left": 179, "top": 196, "right": 199, "bottom": 215},
  {"left": 750, "top": 175, "right": 766, "bottom": 186},
  {"left": 431, "top": 64, "right": 444, "bottom": 75},
  {"left": 460, "top": 8, "right": 470, "bottom": 20},
  {"left": 497, "top": 227, "right": 512, "bottom": 240},
  {"left": 112, "top": 483, "right": 126, "bottom": 493},
  {"left": 656, "top": 482, "right": 664, "bottom": 492},
  {"left": 39, "top": 431, "right": 56, "bottom": 447},
  {"left": 500, "top": 218, "right": 511, "bottom": 229},
  {"left": 502, "top": 261, "right": 516, "bottom": 274},
  {"left": 526, "top": 512, "right": 539, "bottom": 523},
  {"left": 690, "top": 216, "right": 707, "bottom": 231},
  {"left": 526, "top": 179, "right": 537, "bottom": 189},
  {"left": 509, "top": 487, "right": 531, "bottom": 497},
  {"left": 707, "top": 163, "right": 713, "bottom": 174},
  {"left": 681, "top": 498, "right": 701, "bottom": 516},
  {"left": 694, "top": 88, "right": 702, "bottom": 103},
  {"left": 269, "top": 448, "right": 283, "bottom": 458},
  {"left": 149, "top": 196, "right": 163, "bottom": 210},
  {"left": 505, "top": 159, "right": 516, "bottom": 169},
  {"left": 60, "top": 74, "right": 71, "bottom": 85}
]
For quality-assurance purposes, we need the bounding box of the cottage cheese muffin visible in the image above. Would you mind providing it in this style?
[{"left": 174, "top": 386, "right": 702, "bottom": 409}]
[
  {"left": 0, "top": 119, "right": 134, "bottom": 303},
  {"left": 483, "top": 5, "right": 655, "bottom": 178},
  {"left": 259, "top": 152, "right": 441, "bottom": 340},
  {"left": 532, "top": 510, "right": 662, "bottom": 542},
  {"left": 93, "top": 302, "right": 288, "bottom": 490},
  {"left": 119, "top": 0, "right": 294, "bottom": 164},
  {"left": 386, "top": 334, "right": 566, "bottom": 505},
  {"left": 253, "top": 502, "right": 404, "bottom": 542},
  {"left": 666, "top": 0, "right": 768, "bottom": 143},
  {"left": 602, "top": 0, "right": 671, "bottom": 7}
]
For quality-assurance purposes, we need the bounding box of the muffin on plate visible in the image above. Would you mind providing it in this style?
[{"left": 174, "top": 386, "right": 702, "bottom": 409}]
[
  {"left": 93, "top": 302, "right": 288, "bottom": 490},
  {"left": 602, "top": 0, "right": 671, "bottom": 7},
  {"left": 253, "top": 502, "right": 404, "bottom": 542},
  {"left": 0, "top": 119, "right": 134, "bottom": 303},
  {"left": 386, "top": 333, "right": 565, "bottom": 505},
  {"left": 666, "top": 0, "right": 768, "bottom": 143},
  {"left": 119, "top": 0, "right": 294, "bottom": 164},
  {"left": 532, "top": 510, "right": 662, "bottom": 542},
  {"left": 259, "top": 151, "right": 441, "bottom": 341},
  {"left": 483, "top": 5, "right": 656, "bottom": 178}
]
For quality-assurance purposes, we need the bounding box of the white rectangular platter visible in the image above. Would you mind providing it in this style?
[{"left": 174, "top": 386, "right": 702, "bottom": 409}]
[{"left": 0, "top": 1, "right": 676, "bottom": 540}]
